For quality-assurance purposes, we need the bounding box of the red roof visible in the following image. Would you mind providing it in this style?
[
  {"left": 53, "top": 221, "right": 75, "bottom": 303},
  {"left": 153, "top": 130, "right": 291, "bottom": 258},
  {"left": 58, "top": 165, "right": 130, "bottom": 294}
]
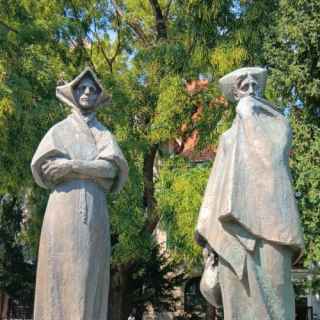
[{"left": 161, "top": 80, "right": 228, "bottom": 161}]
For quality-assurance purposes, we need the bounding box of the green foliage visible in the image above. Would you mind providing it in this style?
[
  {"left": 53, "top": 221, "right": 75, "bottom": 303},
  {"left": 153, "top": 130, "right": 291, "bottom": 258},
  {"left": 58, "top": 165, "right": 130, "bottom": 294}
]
[
  {"left": 1, "top": 0, "right": 319, "bottom": 314},
  {"left": 289, "top": 111, "right": 320, "bottom": 266},
  {"left": 234, "top": 0, "right": 279, "bottom": 65},
  {"left": 98, "top": 0, "right": 247, "bottom": 272},
  {"left": 264, "top": 0, "right": 320, "bottom": 113},
  {"left": 0, "top": 0, "right": 273, "bottom": 273},
  {"left": 0, "top": 0, "right": 71, "bottom": 193},
  {"left": 156, "top": 158, "right": 210, "bottom": 268},
  {"left": 151, "top": 75, "right": 191, "bottom": 143},
  {"left": 211, "top": 46, "right": 248, "bottom": 77},
  {"left": 109, "top": 184, "right": 150, "bottom": 265},
  {"left": 19, "top": 188, "right": 49, "bottom": 261},
  {"left": 0, "top": 195, "right": 35, "bottom": 303},
  {"left": 263, "top": 0, "right": 320, "bottom": 269},
  {"left": 126, "top": 244, "right": 185, "bottom": 319}
]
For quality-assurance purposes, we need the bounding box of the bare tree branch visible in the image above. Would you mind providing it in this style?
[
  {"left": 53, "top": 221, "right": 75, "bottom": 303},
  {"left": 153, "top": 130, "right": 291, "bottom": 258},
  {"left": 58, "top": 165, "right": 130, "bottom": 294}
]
[
  {"left": 111, "top": 0, "right": 149, "bottom": 44},
  {"left": 164, "top": 0, "right": 173, "bottom": 21},
  {"left": 0, "top": 20, "right": 17, "bottom": 33},
  {"left": 68, "top": 0, "right": 97, "bottom": 72},
  {"left": 149, "top": 0, "right": 167, "bottom": 40},
  {"left": 92, "top": 16, "right": 122, "bottom": 74},
  {"left": 109, "top": 13, "right": 122, "bottom": 65}
]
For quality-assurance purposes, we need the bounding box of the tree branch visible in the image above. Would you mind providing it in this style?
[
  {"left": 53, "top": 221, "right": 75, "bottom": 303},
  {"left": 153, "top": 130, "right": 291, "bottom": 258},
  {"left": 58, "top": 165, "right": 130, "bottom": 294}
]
[
  {"left": 109, "top": 14, "right": 122, "bottom": 66},
  {"left": 98, "top": 40, "right": 114, "bottom": 73},
  {"left": 0, "top": 20, "right": 17, "bottom": 33},
  {"left": 92, "top": 17, "right": 122, "bottom": 74},
  {"left": 68, "top": 0, "right": 97, "bottom": 72},
  {"left": 149, "top": 0, "right": 167, "bottom": 40},
  {"left": 111, "top": 0, "right": 149, "bottom": 44},
  {"left": 164, "top": 0, "right": 173, "bottom": 21},
  {"left": 142, "top": 143, "right": 160, "bottom": 234}
]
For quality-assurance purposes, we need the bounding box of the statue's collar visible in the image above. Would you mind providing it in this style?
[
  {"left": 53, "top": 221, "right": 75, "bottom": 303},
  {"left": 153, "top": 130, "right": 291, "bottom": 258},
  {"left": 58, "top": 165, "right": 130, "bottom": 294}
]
[
  {"left": 81, "top": 112, "right": 96, "bottom": 125},
  {"left": 69, "top": 110, "right": 97, "bottom": 145},
  {"left": 72, "top": 109, "right": 96, "bottom": 125}
]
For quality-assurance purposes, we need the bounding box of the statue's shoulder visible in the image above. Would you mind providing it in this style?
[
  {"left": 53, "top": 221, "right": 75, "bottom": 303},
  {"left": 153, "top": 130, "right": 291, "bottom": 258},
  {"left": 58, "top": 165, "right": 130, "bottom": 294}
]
[
  {"left": 218, "top": 124, "right": 238, "bottom": 154},
  {"left": 221, "top": 125, "right": 237, "bottom": 143},
  {"left": 53, "top": 115, "right": 75, "bottom": 129},
  {"left": 93, "top": 119, "right": 116, "bottom": 141},
  {"left": 94, "top": 120, "right": 111, "bottom": 133},
  {"left": 93, "top": 119, "right": 107, "bottom": 131},
  {"left": 43, "top": 117, "right": 72, "bottom": 138}
]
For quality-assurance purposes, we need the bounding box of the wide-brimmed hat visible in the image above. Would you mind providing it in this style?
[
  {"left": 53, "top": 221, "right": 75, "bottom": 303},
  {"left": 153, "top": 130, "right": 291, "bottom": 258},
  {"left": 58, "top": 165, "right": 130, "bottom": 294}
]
[
  {"left": 56, "top": 67, "right": 111, "bottom": 109},
  {"left": 219, "top": 67, "right": 267, "bottom": 103}
]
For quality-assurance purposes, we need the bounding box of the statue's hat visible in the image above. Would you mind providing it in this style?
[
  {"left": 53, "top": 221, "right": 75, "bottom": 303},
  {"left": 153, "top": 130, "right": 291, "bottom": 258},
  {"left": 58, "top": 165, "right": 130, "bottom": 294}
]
[
  {"left": 56, "top": 67, "right": 111, "bottom": 108},
  {"left": 219, "top": 67, "right": 267, "bottom": 103}
]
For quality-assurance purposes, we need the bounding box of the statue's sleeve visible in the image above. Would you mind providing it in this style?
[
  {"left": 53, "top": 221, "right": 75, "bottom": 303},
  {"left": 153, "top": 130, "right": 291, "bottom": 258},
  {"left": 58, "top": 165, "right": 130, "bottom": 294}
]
[
  {"left": 96, "top": 132, "right": 128, "bottom": 193},
  {"left": 31, "top": 128, "right": 69, "bottom": 189}
]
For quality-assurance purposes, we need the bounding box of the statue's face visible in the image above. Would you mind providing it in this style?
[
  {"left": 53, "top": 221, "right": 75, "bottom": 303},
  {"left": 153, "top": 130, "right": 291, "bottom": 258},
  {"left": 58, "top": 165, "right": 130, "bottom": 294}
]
[
  {"left": 234, "top": 74, "right": 260, "bottom": 101},
  {"left": 75, "top": 77, "right": 99, "bottom": 110}
]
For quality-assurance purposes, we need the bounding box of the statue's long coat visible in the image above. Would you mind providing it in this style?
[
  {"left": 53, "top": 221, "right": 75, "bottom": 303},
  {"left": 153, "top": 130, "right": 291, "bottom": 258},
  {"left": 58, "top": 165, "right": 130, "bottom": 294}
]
[
  {"left": 196, "top": 96, "right": 304, "bottom": 319},
  {"left": 31, "top": 111, "right": 128, "bottom": 320}
]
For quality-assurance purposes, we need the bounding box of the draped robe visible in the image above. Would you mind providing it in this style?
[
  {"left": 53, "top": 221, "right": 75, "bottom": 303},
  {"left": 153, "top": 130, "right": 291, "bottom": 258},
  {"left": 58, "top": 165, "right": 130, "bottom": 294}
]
[
  {"left": 31, "top": 111, "right": 128, "bottom": 320},
  {"left": 196, "top": 96, "right": 304, "bottom": 319}
]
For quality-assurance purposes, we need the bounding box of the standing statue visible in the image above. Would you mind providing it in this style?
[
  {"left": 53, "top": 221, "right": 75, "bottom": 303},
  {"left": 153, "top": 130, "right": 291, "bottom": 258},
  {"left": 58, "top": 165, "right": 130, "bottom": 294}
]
[
  {"left": 31, "top": 67, "right": 128, "bottom": 320},
  {"left": 196, "top": 67, "right": 304, "bottom": 319}
]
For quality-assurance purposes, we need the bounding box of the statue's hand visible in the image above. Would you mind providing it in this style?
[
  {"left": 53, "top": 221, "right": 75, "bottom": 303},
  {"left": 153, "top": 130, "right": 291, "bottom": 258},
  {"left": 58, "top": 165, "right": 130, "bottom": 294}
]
[
  {"left": 42, "top": 159, "right": 73, "bottom": 182},
  {"left": 236, "top": 95, "right": 259, "bottom": 118}
]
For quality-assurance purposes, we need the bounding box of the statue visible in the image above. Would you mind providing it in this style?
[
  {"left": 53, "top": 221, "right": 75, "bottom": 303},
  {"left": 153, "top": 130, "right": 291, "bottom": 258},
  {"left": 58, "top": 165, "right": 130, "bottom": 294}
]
[
  {"left": 31, "top": 67, "right": 128, "bottom": 320},
  {"left": 196, "top": 67, "right": 304, "bottom": 319}
]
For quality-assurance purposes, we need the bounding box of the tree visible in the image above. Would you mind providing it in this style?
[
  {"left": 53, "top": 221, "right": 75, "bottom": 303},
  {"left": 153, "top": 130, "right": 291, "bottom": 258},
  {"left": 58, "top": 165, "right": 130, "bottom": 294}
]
[
  {"left": 263, "top": 0, "right": 320, "bottom": 267},
  {"left": 0, "top": 195, "right": 35, "bottom": 305},
  {"left": 2, "top": 1, "right": 317, "bottom": 319},
  {"left": 110, "top": 245, "right": 185, "bottom": 320},
  {"left": 0, "top": 1, "right": 242, "bottom": 317}
]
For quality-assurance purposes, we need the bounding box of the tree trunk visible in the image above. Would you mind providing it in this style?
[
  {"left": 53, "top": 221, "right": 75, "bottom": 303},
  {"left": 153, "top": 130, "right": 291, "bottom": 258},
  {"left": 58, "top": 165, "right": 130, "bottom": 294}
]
[
  {"left": 109, "top": 2, "right": 165, "bottom": 315},
  {"left": 143, "top": 144, "right": 159, "bottom": 233},
  {"left": 108, "top": 266, "right": 132, "bottom": 320},
  {"left": 109, "top": 144, "right": 159, "bottom": 320},
  {"left": 0, "top": 291, "right": 9, "bottom": 319},
  {"left": 149, "top": 0, "right": 167, "bottom": 40}
]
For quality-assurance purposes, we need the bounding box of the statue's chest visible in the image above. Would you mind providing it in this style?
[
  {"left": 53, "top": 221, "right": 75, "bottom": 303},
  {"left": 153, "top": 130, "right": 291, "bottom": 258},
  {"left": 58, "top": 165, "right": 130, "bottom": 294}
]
[
  {"left": 222, "top": 127, "right": 237, "bottom": 154},
  {"left": 59, "top": 122, "right": 98, "bottom": 161}
]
